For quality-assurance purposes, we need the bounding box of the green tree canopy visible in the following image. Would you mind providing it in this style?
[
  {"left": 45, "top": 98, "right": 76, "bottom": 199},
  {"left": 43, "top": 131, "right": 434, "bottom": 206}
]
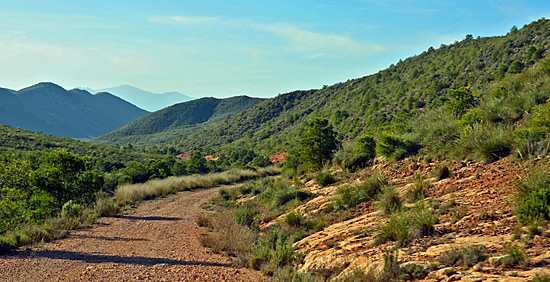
[{"left": 298, "top": 118, "right": 340, "bottom": 169}]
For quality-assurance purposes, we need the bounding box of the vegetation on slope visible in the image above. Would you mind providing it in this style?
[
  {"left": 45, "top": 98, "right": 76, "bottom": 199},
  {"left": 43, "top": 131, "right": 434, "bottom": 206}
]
[
  {"left": 152, "top": 19, "right": 550, "bottom": 156},
  {"left": 92, "top": 95, "right": 264, "bottom": 147}
]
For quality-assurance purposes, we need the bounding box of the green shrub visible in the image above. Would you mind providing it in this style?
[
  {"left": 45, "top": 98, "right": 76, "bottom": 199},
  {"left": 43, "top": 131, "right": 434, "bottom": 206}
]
[
  {"left": 285, "top": 211, "right": 304, "bottom": 227},
  {"left": 438, "top": 245, "right": 488, "bottom": 268},
  {"left": 497, "top": 243, "right": 527, "bottom": 269},
  {"left": 459, "top": 124, "right": 513, "bottom": 163},
  {"left": 516, "top": 170, "right": 550, "bottom": 201},
  {"left": 514, "top": 127, "right": 550, "bottom": 158},
  {"left": 515, "top": 188, "right": 550, "bottom": 226},
  {"left": 376, "top": 201, "right": 438, "bottom": 245},
  {"left": 409, "top": 201, "right": 438, "bottom": 238},
  {"left": 400, "top": 263, "right": 429, "bottom": 280},
  {"left": 329, "top": 185, "right": 361, "bottom": 211},
  {"left": 457, "top": 108, "right": 484, "bottom": 129},
  {"left": 94, "top": 198, "right": 118, "bottom": 217},
  {"left": 446, "top": 87, "right": 477, "bottom": 116},
  {"left": 406, "top": 174, "right": 431, "bottom": 202},
  {"left": 533, "top": 273, "right": 550, "bottom": 282},
  {"left": 375, "top": 212, "right": 410, "bottom": 245},
  {"left": 317, "top": 170, "right": 336, "bottom": 187},
  {"left": 376, "top": 134, "right": 418, "bottom": 160},
  {"left": 329, "top": 173, "right": 388, "bottom": 212},
  {"left": 377, "top": 187, "right": 402, "bottom": 215},
  {"left": 235, "top": 206, "right": 257, "bottom": 227},
  {"left": 60, "top": 200, "right": 84, "bottom": 219}
]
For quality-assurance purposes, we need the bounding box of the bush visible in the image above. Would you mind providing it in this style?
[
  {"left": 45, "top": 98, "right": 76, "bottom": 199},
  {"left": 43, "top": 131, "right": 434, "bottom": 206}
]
[
  {"left": 94, "top": 197, "right": 119, "bottom": 217},
  {"left": 377, "top": 187, "right": 402, "bottom": 215},
  {"left": 515, "top": 169, "right": 550, "bottom": 200},
  {"left": 438, "top": 245, "right": 488, "bottom": 269},
  {"left": 376, "top": 134, "right": 418, "bottom": 160},
  {"left": 375, "top": 201, "right": 438, "bottom": 245},
  {"left": 496, "top": 243, "right": 527, "bottom": 269},
  {"left": 317, "top": 170, "right": 336, "bottom": 187},
  {"left": 284, "top": 211, "right": 304, "bottom": 227},
  {"left": 459, "top": 124, "right": 513, "bottom": 163},
  {"left": 406, "top": 174, "right": 431, "bottom": 202},
  {"left": 235, "top": 206, "right": 258, "bottom": 227},
  {"left": 457, "top": 108, "right": 484, "bottom": 129},
  {"left": 61, "top": 200, "right": 84, "bottom": 219},
  {"left": 328, "top": 173, "right": 388, "bottom": 212},
  {"left": 533, "top": 273, "right": 550, "bottom": 282},
  {"left": 515, "top": 188, "right": 550, "bottom": 226},
  {"left": 375, "top": 212, "right": 410, "bottom": 245}
]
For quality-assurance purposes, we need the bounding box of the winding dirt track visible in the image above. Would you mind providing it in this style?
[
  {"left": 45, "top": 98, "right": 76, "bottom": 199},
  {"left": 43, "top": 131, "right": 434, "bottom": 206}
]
[{"left": 0, "top": 186, "right": 267, "bottom": 282}]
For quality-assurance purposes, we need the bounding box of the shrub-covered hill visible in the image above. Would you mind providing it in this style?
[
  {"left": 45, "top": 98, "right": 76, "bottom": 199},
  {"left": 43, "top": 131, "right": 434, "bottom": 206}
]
[
  {"left": 156, "top": 18, "right": 550, "bottom": 155},
  {"left": 0, "top": 125, "right": 161, "bottom": 167},
  {"left": 92, "top": 96, "right": 264, "bottom": 147}
]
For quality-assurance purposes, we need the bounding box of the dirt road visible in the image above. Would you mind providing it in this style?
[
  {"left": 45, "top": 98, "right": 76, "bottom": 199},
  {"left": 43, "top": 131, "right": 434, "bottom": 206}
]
[{"left": 0, "top": 186, "right": 266, "bottom": 282}]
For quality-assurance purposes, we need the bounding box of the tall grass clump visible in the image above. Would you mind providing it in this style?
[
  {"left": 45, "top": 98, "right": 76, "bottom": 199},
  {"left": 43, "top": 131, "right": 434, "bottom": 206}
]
[
  {"left": 409, "top": 107, "right": 460, "bottom": 161},
  {"left": 376, "top": 186, "right": 402, "bottom": 215},
  {"left": 459, "top": 123, "right": 513, "bottom": 163},
  {"left": 116, "top": 167, "right": 280, "bottom": 203},
  {"left": 406, "top": 173, "right": 431, "bottom": 203},
  {"left": 328, "top": 172, "right": 387, "bottom": 211},
  {"left": 375, "top": 201, "right": 438, "bottom": 245}
]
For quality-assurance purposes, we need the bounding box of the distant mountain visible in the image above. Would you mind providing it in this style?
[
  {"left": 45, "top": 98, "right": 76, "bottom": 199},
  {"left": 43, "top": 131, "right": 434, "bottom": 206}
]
[
  {"left": 83, "top": 85, "right": 194, "bottom": 112},
  {"left": 92, "top": 96, "right": 264, "bottom": 146},
  {"left": 0, "top": 82, "right": 149, "bottom": 139}
]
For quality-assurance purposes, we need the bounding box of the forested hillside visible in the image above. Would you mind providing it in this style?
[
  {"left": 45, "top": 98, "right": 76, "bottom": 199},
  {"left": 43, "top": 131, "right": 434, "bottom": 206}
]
[
  {"left": 153, "top": 19, "right": 550, "bottom": 156},
  {"left": 0, "top": 83, "right": 148, "bottom": 139},
  {"left": 92, "top": 96, "right": 264, "bottom": 147}
]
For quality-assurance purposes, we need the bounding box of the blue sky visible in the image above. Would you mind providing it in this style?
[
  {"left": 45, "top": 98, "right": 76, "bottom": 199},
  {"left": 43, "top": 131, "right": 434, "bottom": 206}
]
[{"left": 0, "top": 1, "right": 549, "bottom": 98}]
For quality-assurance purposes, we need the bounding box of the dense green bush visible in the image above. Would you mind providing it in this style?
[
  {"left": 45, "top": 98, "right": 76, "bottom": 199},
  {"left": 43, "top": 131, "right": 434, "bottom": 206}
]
[
  {"left": 235, "top": 206, "right": 258, "bottom": 227},
  {"left": 376, "top": 134, "right": 418, "bottom": 160},
  {"left": 515, "top": 189, "right": 550, "bottom": 225},
  {"left": 297, "top": 118, "right": 340, "bottom": 169},
  {"left": 317, "top": 170, "right": 336, "bottom": 187},
  {"left": 60, "top": 200, "right": 84, "bottom": 219}
]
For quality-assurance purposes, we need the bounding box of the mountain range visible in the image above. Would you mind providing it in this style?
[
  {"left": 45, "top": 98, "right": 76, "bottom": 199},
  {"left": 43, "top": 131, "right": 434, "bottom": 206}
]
[
  {"left": 0, "top": 83, "right": 148, "bottom": 140},
  {"left": 82, "top": 85, "right": 194, "bottom": 112}
]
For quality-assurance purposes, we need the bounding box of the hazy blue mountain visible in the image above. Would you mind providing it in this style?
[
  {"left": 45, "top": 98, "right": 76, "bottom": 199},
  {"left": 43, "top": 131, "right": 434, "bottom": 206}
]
[
  {"left": 0, "top": 82, "right": 149, "bottom": 139},
  {"left": 84, "top": 85, "right": 194, "bottom": 112}
]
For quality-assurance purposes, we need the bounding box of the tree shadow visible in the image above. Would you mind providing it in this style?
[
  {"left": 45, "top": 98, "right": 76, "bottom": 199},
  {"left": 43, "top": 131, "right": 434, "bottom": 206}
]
[
  {"left": 115, "top": 215, "right": 182, "bottom": 221},
  {"left": 28, "top": 249, "right": 231, "bottom": 267}
]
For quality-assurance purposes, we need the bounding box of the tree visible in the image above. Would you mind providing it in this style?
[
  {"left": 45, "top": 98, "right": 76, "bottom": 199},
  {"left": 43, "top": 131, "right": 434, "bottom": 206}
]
[
  {"left": 446, "top": 87, "right": 476, "bottom": 116},
  {"left": 298, "top": 118, "right": 340, "bottom": 169}
]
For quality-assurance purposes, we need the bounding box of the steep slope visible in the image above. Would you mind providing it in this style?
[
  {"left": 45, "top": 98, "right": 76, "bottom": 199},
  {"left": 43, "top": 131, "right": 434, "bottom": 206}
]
[
  {"left": 92, "top": 96, "right": 264, "bottom": 146},
  {"left": 0, "top": 82, "right": 149, "bottom": 139},
  {"left": 161, "top": 18, "right": 550, "bottom": 154},
  {"left": 87, "top": 85, "right": 194, "bottom": 112}
]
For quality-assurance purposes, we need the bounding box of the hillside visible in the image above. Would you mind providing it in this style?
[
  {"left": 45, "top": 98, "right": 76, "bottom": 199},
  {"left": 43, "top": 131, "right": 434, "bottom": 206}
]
[
  {"left": 0, "top": 83, "right": 149, "bottom": 139},
  {"left": 92, "top": 96, "right": 264, "bottom": 147},
  {"left": 0, "top": 124, "right": 160, "bottom": 166},
  {"left": 84, "top": 85, "right": 194, "bottom": 112},
  {"left": 155, "top": 19, "right": 550, "bottom": 155}
]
